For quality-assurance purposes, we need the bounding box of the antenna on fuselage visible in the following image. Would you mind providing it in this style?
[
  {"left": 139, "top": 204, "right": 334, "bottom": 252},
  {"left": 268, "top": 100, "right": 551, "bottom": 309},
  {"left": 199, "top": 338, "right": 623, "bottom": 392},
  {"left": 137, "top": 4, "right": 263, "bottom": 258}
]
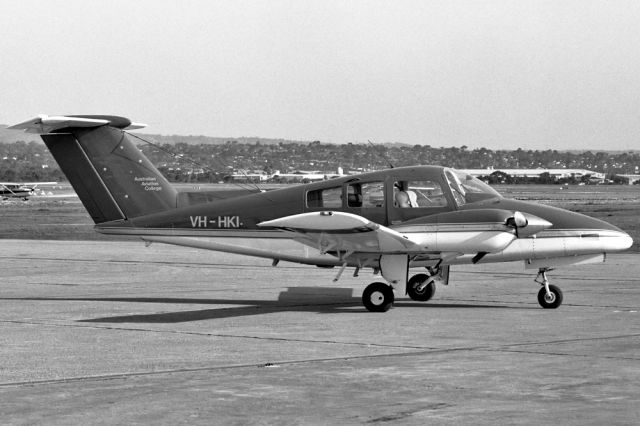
[
  {"left": 126, "top": 131, "right": 262, "bottom": 192},
  {"left": 367, "top": 139, "right": 394, "bottom": 169}
]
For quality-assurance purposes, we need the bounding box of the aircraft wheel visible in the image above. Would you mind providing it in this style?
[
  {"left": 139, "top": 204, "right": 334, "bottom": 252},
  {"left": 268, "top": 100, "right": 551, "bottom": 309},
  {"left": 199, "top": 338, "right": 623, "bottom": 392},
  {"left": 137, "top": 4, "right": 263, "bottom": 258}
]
[
  {"left": 407, "top": 273, "right": 436, "bottom": 302},
  {"left": 362, "top": 282, "right": 394, "bottom": 312},
  {"left": 537, "top": 285, "right": 563, "bottom": 309}
]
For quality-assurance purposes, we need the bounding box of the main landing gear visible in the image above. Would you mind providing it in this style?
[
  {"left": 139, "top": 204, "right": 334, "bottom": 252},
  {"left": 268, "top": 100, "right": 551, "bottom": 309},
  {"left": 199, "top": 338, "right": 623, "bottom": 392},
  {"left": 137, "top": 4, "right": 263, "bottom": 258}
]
[
  {"left": 362, "top": 282, "right": 395, "bottom": 312},
  {"left": 406, "top": 273, "right": 436, "bottom": 302},
  {"left": 535, "top": 268, "right": 563, "bottom": 309},
  {"left": 361, "top": 265, "right": 441, "bottom": 312}
]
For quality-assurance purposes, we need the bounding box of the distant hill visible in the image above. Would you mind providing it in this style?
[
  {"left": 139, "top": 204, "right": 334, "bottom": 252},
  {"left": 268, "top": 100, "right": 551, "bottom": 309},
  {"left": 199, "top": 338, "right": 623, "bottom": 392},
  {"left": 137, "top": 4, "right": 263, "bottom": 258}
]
[
  {"left": 2, "top": 124, "right": 639, "bottom": 153},
  {"left": 1, "top": 124, "right": 313, "bottom": 146},
  {"left": 139, "top": 133, "right": 314, "bottom": 146},
  {"left": 0, "top": 125, "right": 43, "bottom": 143}
]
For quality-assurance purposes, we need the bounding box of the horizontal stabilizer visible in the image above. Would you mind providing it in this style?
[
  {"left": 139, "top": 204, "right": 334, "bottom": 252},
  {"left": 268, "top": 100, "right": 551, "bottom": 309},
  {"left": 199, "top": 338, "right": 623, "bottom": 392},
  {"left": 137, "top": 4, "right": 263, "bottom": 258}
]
[{"left": 9, "top": 114, "right": 146, "bottom": 134}]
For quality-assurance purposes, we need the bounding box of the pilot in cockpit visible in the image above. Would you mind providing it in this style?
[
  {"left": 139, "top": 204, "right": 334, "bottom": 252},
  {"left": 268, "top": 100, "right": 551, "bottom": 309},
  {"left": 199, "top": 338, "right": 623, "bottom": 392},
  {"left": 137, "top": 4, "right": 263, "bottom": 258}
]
[{"left": 394, "top": 181, "right": 418, "bottom": 208}]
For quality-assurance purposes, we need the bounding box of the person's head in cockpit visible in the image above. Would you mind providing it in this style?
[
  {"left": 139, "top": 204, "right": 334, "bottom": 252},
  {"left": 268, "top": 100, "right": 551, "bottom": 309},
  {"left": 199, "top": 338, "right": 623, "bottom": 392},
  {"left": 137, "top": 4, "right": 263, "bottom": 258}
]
[{"left": 394, "top": 181, "right": 417, "bottom": 208}]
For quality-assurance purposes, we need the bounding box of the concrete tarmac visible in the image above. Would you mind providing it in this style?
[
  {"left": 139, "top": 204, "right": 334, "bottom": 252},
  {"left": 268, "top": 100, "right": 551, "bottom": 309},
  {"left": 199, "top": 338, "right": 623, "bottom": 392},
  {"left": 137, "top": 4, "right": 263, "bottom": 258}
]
[{"left": 0, "top": 239, "right": 639, "bottom": 425}]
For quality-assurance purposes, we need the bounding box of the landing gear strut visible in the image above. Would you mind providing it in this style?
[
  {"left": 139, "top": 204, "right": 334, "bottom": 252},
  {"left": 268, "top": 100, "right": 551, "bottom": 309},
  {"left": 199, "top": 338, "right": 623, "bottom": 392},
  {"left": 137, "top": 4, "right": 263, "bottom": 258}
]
[{"left": 535, "top": 268, "right": 563, "bottom": 309}]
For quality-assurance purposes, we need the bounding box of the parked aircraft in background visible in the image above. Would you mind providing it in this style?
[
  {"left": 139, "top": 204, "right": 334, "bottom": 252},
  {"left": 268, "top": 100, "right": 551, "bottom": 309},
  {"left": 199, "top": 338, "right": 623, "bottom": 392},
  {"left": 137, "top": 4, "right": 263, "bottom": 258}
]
[
  {"left": 1, "top": 182, "right": 57, "bottom": 200},
  {"left": 9, "top": 115, "right": 634, "bottom": 311}
]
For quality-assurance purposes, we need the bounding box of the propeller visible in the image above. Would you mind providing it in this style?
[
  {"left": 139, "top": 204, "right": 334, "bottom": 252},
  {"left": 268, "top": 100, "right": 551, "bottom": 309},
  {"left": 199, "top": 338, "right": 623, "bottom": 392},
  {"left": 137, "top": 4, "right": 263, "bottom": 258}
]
[{"left": 506, "top": 211, "right": 552, "bottom": 238}]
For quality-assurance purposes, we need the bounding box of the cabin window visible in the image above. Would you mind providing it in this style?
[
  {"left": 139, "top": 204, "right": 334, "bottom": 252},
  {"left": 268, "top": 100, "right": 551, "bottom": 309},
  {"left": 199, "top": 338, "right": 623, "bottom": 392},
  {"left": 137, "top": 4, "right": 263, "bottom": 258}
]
[
  {"left": 348, "top": 182, "right": 384, "bottom": 208},
  {"left": 393, "top": 180, "right": 448, "bottom": 208},
  {"left": 306, "top": 186, "right": 342, "bottom": 208}
]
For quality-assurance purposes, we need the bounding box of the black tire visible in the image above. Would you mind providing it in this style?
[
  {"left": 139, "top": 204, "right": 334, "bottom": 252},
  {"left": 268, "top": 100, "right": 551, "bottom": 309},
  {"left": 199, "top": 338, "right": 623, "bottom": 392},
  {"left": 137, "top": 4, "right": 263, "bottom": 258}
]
[
  {"left": 407, "top": 273, "right": 436, "bottom": 302},
  {"left": 537, "top": 285, "right": 563, "bottom": 309},
  {"left": 362, "top": 282, "right": 395, "bottom": 312}
]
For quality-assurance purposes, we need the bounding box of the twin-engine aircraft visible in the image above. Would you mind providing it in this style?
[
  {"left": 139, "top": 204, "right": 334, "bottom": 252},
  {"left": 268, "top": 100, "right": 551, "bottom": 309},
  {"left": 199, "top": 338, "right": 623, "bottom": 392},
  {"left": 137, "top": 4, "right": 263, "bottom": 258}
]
[{"left": 10, "top": 115, "right": 633, "bottom": 312}]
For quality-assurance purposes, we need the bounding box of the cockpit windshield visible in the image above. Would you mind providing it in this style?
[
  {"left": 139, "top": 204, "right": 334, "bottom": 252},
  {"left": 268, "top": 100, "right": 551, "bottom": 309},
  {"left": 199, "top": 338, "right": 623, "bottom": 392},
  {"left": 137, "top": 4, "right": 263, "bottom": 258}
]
[{"left": 443, "top": 168, "right": 501, "bottom": 206}]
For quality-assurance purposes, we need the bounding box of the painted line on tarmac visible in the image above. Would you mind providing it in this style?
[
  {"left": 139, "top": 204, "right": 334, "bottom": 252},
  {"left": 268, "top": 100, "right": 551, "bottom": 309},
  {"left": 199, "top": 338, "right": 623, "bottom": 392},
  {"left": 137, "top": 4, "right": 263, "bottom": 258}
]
[
  {"left": 2, "top": 332, "right": 639, "bottom": 389},
  {"left": 0, "top": 318, "right": 432, "bottom": 351},
  {"left": 0, "top": 255, "right": 303, "bottom": 270},
  {"left": 485, "top": 347, "right": 640, "bottom": 362}
]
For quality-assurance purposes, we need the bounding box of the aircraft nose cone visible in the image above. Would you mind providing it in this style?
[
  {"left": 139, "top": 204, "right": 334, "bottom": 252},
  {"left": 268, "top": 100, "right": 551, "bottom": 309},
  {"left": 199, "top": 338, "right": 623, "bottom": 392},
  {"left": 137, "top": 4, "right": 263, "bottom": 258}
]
[
  {"left": 610, "top": 230, "right": 633, "bottom": 251},
  {"left": 486, "top": 198, "right": 634, "bottom": 253}
]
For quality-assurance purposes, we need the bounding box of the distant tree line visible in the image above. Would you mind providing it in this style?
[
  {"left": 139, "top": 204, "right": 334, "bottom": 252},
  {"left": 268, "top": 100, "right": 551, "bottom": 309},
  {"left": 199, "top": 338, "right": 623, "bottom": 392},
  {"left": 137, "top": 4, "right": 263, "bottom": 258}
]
[
  {"left": 139, "top": 141, "right": 640, "bottom": 184},
  {"left": 482, "top": 170, "right": 629, "bottom": 185},
  {"left": 1, "top": 138, "right": 639, "bottom": 183},
  {"left": 0, "top": 141, "right": 65, "bottom": 182}
]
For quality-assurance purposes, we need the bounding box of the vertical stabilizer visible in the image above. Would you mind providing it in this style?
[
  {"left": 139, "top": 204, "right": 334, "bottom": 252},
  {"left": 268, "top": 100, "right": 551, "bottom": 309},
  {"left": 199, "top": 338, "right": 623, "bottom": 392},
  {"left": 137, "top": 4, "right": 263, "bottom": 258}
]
[{"left": 11, "top": 115, "right": 178, "bottom": 223}]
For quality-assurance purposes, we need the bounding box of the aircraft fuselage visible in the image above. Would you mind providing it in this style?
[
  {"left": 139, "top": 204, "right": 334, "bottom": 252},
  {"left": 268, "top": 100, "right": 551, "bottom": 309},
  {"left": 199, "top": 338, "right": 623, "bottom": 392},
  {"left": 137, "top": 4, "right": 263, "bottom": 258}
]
[{"left": 96, "top": 166, "right": 632, "bottom": 271}]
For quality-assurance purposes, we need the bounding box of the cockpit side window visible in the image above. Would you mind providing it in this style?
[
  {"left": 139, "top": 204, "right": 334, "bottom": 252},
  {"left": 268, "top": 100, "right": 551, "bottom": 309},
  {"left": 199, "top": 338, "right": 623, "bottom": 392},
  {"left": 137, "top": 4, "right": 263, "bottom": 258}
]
[
  {"left": 444, "top": 168, "right": 501, "bottom": 206},
  {"left": 394, "top": 180, "right": 448, "bottom": 208},
  {"left": 444, "top": 170, "right": 466, "bottom": 206}
]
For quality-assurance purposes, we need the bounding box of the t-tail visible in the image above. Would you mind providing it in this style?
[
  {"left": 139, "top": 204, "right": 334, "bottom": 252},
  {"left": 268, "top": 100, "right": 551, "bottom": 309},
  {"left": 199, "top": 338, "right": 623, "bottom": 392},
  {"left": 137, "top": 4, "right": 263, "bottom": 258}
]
[{"left": 9, "top": 115, "right": 178, "bottom": 223}]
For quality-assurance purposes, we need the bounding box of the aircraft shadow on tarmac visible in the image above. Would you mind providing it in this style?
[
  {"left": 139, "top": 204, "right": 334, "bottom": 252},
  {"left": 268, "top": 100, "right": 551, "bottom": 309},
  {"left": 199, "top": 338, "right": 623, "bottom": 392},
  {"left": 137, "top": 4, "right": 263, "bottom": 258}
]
[{"left": 5, "top": 287, "right": 520, "bottom": 323}]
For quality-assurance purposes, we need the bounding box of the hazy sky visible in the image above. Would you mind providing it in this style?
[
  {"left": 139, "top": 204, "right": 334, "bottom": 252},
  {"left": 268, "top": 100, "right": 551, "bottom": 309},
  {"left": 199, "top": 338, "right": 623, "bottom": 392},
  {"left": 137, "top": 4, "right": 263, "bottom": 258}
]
[{"left": 2, "top": 0, "right": 640, "bottom": 150}]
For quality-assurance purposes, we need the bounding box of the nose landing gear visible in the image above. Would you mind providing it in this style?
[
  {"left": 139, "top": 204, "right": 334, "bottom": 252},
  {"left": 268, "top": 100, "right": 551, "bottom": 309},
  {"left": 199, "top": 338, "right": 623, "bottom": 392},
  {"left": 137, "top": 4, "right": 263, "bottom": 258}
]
[{"left": 535, "top": 268, "right": 563, "bottom": 309}]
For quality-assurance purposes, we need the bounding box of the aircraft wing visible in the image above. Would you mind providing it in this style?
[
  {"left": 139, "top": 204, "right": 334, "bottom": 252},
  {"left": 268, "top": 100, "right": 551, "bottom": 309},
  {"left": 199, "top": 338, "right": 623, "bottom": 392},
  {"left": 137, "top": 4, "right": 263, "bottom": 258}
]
[
  {"left": 21, "top": 182, "right": 57, "bottom": 186},
  {"left": 258, "top": 211, "right": 425, "bottom": 256},
  {"left": 0, "top": 182, "right": 57, "bottom": 186},
  {"left": 256, "top": 209, "right": 549, "bottom": 265}
]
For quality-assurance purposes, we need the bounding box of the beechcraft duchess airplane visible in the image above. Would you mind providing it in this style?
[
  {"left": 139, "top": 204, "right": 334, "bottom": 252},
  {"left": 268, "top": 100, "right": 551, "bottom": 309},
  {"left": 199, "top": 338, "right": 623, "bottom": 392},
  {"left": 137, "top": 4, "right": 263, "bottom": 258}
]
[{"left": 10, "top": 115, "right": 634, "bottom": 311}]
